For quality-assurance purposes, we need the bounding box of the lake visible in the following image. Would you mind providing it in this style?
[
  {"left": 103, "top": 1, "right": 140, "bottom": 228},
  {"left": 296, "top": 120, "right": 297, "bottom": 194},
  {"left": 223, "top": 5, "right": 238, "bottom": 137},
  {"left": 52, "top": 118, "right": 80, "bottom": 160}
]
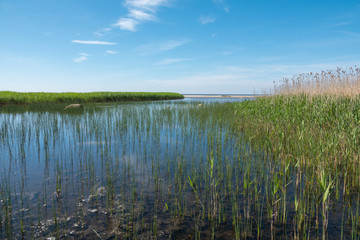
[{"left": 0, "top": 97, "right": 357, "bottom": 239}]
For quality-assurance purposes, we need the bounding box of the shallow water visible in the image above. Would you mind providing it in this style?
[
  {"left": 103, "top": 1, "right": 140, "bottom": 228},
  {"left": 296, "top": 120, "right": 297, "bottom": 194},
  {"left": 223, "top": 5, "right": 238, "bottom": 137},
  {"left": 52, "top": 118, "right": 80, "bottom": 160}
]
[{"left": 0, "top": 98, "right": 358, "bottom": 239}]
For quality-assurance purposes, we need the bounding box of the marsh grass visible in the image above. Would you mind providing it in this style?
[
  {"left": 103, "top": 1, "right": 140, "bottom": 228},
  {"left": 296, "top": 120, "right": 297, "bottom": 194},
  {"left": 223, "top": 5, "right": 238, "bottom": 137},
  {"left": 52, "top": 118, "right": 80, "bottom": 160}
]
[
  {"left": 0, "top": 91, "right": 184, "bottom": 105},
  {"left": 232, "top": 66, "right": 360, "bottom": 239},
  {"left": 234, "top": 94, "right": 360, "bottom": 237}
]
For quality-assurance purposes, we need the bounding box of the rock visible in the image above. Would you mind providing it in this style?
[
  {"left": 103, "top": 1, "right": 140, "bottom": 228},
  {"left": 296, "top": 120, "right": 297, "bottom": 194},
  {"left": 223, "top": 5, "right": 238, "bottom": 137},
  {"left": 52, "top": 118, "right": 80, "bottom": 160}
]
[
  {"left": 64, "top": 104, "right": 83, "bottom": 110},
  {"left": 88, "top": 209, "right": 98, "bottom": 213}
]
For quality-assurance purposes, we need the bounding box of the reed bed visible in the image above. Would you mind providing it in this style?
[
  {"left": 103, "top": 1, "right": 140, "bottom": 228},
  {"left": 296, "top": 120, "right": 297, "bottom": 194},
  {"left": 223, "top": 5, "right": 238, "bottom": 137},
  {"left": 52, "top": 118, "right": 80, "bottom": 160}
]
[
  {"left": 0, "top": 91, "right": 184, "bottom": 105},
  {"left": 231, "top": 66, "right": 360, "bottom": 239},
  {"left": 274, "top": 66, "right": 360, "bottom": 96}
]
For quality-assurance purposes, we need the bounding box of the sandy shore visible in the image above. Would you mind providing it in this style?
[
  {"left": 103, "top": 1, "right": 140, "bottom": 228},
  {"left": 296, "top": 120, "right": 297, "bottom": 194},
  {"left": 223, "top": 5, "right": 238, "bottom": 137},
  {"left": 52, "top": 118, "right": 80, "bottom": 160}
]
[{"left": 183, "top": 94, "right": 260, "bottom": 98}]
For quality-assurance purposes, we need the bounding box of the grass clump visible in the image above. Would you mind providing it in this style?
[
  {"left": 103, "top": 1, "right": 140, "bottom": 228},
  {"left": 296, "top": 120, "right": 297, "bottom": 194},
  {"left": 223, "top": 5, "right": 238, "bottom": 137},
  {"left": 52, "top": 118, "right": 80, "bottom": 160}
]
[{"left": 0, "top": 91, "right": 184, "bottom": 105}]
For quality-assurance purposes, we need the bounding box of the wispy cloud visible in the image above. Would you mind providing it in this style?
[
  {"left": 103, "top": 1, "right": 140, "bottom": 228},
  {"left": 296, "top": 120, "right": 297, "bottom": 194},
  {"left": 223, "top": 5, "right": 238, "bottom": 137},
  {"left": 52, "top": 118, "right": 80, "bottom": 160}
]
[
  {"left": 106, "top": 50, "right": 119, "bottom": 54},
  {"left": 328, "top": 21, "right": 353, "bottom": 28},
  {"left": 72, "top": 40, "right": 117, "bottom": 45},
  {"left": 213, "top": 0, "right": 229, "bottom": 13},
  {"left": 113, "top": 0, "right": 169, "bottom": 32},
  {"left": 79, "top": 52, "right": 90, "bottom": 56},
  {"left": 199, "top": 15, "right": 216, "bottom": 25},
  {"left": 73, "top": 53, "right": 89, "bottom": 63},
  {"left": 137, "top": 39, "right": 190, "bottom": 55},
  {"left": 113, "top": 18, "right": 138, "bottom": 31},
  {"left": 155, "top": 58, "right": 187, "bottom": 65},
  {"left": 125, "top": 0, "right": 169, "bottom": 10},
  {"left": 93, "top": 28, "right": 112, "bottom": 38},
  {"left": 93, "top": 32, "right": 104, "bottom": 37},
  {"left": 73, "top": 56, "right": 87, "bottom": 63},
  {"left": 128, "top": 9, "right": 157, "bottom": 21},
  {"left": 158, "top": 39, "right": 189, "bottom": 51}
]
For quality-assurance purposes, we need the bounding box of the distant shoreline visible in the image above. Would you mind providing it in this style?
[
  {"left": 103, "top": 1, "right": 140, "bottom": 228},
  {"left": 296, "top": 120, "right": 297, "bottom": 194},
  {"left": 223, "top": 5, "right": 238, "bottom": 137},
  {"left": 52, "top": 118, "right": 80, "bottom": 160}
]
[
  {"left": 183, "top": 94, "right": 261, "bottom": 98},
  {"left": 0, "top": 91, "right": 184, "bottom": 105}
]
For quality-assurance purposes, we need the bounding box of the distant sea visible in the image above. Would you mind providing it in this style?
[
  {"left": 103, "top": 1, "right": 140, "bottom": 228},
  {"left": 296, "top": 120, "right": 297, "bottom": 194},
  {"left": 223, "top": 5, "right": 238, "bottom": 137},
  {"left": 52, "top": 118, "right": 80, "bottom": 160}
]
[{"left": 182, "top": 94, "right": 263, "bottom": 96}]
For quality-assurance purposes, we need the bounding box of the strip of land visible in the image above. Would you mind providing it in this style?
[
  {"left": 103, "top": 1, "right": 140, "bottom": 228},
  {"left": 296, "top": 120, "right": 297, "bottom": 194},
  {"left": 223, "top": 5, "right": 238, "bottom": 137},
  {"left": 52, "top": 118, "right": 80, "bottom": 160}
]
[
  {"left": 184, "top": 94, "right": 260, "bottom": 98},
  {"left": 0, "top": 91, "right": 184, "bottom": 105}
]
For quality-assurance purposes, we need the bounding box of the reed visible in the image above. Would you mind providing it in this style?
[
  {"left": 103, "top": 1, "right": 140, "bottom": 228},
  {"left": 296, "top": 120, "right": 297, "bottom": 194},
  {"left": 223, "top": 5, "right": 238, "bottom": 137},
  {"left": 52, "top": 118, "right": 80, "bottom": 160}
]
[
  {"left": 233, "top": 66, "right": 360, "bottom": 239},
  {"left": 0, "top": 91, "right": 184, "bottom": 105},
  {"left": 273, "top": 66, "right": 360, "bottom": 97}
]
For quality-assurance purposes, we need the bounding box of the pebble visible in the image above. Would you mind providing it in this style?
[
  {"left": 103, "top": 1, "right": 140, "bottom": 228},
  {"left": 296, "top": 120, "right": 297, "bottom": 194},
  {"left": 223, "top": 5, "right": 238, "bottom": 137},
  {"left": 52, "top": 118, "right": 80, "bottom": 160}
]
[{"left": 88, "top": 209, "right": 98, "bottom": 213}]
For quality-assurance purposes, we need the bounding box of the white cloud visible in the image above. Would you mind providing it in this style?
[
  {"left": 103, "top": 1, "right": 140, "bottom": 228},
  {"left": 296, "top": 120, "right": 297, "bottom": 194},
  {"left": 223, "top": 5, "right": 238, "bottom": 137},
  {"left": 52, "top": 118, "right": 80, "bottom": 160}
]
[
  {"left": 137, "top": 39, "right": 190, "bottom": 55},
  {"left": 106, "top": 50, "right": 119, "bottom": 54},
  {"left": 155, "top": 58, "right": 187, "bottom": 65},
  {"left": 93, "top": 32, "right": 104, "bottom": 37},
  {"left": 73, "top": 52, "right": 90, "bottom": 63},
  {"left": 72, "top": 40, "right": 117, "bottom": 45},
  {"left": 93, "top": 28, "right": 113, "bottom": 38},
  {"left": 199, "top": 15, "right": 216, "bottom": 25},
  {"left": 112, "top": 0, "right": 169, "bottom": 32},
  {"left": 128, "top": 9, "right": 157, "bottom": 21},
  {"left": 113, "top": 18, "right": 138, "bottom": 31},
  {"left": 73, "top": 56, "right": 88, "bottom": 63},
  {"left": 159, "top": 39, "right": 189, "bottom": 50},
  {"left": 125, "top": 0, "right": 169, "bottom": 10},
  {"left": 213, "top": 0, "right": 230, "bottom": 13}
]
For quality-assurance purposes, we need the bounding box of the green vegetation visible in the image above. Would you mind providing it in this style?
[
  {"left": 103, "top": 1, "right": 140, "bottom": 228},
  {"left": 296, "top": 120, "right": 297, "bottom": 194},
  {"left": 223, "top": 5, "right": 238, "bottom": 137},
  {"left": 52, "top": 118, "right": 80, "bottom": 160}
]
[
  {"left": 230, "top": 66, "right": 360, "bottom": 239},
  {"left": 233, "top": 94, "right": 360, "bottom": 174},
  {"left": 232, "top": 94, "right": 360, "bottom": 239},
  {"left": 0, "top": 91, "right": 184, "bottom": 105}
]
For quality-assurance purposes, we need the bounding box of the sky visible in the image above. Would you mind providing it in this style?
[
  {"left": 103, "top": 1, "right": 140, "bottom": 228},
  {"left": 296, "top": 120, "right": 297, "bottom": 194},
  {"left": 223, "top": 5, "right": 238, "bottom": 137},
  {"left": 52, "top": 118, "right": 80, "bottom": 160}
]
[{"left": 1, "top": 0, "right": 360, "bottom": 94}]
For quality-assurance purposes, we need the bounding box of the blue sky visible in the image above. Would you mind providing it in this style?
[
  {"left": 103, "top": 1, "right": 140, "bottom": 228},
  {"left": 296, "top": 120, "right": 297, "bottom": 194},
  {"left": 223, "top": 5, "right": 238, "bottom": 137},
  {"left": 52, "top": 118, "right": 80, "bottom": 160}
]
[{"left": 1, "top": 0, "right": 360, "bottom": 94}]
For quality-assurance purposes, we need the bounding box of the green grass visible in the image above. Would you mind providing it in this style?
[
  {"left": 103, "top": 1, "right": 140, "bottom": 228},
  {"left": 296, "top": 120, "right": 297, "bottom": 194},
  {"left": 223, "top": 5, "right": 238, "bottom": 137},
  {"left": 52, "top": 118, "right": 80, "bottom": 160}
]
[
  {"left": 233, "top": 94, "right": 360, "bottom": 175},
  {"left": 0, "top": 91, "right": 184, "bottom": 105},
  {"left": 232, "top": 94, "right": 360, "bottom": 239}
]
